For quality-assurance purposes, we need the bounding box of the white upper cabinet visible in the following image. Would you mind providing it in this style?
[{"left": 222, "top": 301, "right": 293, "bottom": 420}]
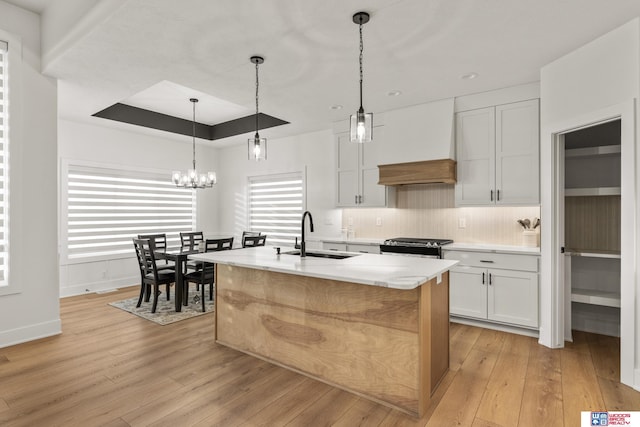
[
  {"left": 335, "top": 126, "right": 392, "bottom": 207},
  {"left": 455, "top": 99, "right": 540, "bottom": 206}
]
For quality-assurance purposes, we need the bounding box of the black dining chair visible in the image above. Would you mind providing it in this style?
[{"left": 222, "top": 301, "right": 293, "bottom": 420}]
[
  {"left": 132, "top": 238, "right": 175, "bottom": 313},
  {"left": 137, "top": 233, "right": 175, "bottom": 272},
  {"left": 184, "top": 237, "right": 234, "bottom": 312},
  {"left": 180, "top": 231, "right": 205, "bottom": 272},
  {"left": 242, "top": 233, "right": 266, "bottom": 248},
  {"left": 180, "top": 231, "right": 204, "bottom": 248}
]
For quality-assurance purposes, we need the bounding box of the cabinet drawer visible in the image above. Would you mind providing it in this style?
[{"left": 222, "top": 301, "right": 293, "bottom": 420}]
[
  {"left": 323, "top": 242, "right": 347, "bottom": 251},
  {"left": 347, "top": 243, "right": 381, "bottom": 254},
  {"left": 443, "top": 250, "right": 538, "bottom": 272}
]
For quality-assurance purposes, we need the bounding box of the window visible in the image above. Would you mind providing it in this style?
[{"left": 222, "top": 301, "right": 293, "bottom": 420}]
[
  {"left": 0, "top": 40, "right": 8, "bottom": 287},
  {"left": 248, "top": 172, "right": 304, "bottom": 247},
  {"left": 61, "top": 161, "right": 196, "bottom": 263}
]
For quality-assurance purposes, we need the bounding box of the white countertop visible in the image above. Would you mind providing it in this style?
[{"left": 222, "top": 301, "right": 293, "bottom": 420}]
[
  {"left": 443, "top": 242, "right": 540, "bottom": 255},
  {"left": 190, "top": 246, "right": 458, "bottom": 290}
]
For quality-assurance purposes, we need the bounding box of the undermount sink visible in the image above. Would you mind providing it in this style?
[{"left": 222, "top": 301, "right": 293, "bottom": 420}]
[{"left": 282, "top": 250, "right": 358, "bottom": 260}]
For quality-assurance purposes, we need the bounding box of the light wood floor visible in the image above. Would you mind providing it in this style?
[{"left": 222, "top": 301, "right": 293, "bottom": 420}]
[{"left": 0, "top": 286, "right": 638, "bottom": 427}]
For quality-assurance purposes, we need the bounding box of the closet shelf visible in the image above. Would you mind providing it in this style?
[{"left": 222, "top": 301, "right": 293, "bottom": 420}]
[
  {"left": 564, "top": 249, "right": 621, "bottom": 259},
  {"left": 565, "top": 187, "right": 621, "bottom": 197},
  {"left": 565, "top": 144, "right": 621, "bottom": 158},
  {"left": 572, "top": 288, "right": 621, "bottom": 308}
]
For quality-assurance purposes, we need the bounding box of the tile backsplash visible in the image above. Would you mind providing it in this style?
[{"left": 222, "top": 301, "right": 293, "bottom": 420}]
[{"left": 343, "top": 184, "right": 541, "bottom": 246}]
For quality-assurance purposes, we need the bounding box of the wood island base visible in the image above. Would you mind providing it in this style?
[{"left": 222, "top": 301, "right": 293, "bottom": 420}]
[{"left": 214, "top": 264, "right": 450, "bottom": 418}]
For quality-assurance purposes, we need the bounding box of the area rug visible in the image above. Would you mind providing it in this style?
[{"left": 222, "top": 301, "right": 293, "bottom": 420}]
[{"left": 109, "top": 287, "right": 214, "bottom": 325}]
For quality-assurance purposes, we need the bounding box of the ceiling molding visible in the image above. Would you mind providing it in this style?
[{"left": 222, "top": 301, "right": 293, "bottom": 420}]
[{"left": 92, "top": 103, "right": 289, "bottom": 141}]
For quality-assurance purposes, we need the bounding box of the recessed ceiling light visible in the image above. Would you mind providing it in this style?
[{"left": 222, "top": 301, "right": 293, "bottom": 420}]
[
  {"left": 387, "top": 90, "right": 402, "bottom": 97},
  {"left": 461, "top": 72, "right": 478, "bottom": 80},
  {"left": 330, "top": 104, "right": 343, "bottom": 110}
]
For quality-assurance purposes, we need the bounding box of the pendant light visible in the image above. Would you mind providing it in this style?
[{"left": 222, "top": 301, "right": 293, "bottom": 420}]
[
  {"left": 172, "top": 98, "right": 217, "bottom": 188},
  {"left": 350, "top": 11, "right": 373, "bottom": 143},
  {"left": 248, "top": 55, "right": 267, "bottom": 161}
]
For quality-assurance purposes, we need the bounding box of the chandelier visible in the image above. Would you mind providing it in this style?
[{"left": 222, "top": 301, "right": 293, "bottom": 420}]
[
  {"left": 172, "top": 98, "right": 217, "bottom": 188},
  {"left": 248, "top": 55, "right": 267, "bottom": 161},
  {"left": 350, "top": 11, "right": 373, "bottom": 143}
]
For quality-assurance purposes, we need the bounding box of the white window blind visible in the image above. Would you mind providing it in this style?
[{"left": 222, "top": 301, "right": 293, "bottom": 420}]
[
  {"left": 248, "top": 173, "right": 304, "bottom": 247},
  {"left": 0, "top": 41, "right": 9, "bottom": 286},
  {"left": 64, "top": 164, "right": 195, "bottom": 261}
]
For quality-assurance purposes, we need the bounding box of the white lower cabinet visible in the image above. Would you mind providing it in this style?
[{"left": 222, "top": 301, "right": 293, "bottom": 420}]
[
  {"left": 322, "top": 241, "right": 381, "bottom": 254},
  {"left": 445, "top": 250, "right": 539, "bottom": 329}
]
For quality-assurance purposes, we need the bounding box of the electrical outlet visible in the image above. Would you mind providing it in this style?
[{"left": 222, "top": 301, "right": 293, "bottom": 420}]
[
  {"left": 348, "top": 217, "right": 354, "bottom": 226},
  {"left": 324, "top": 217, "right": 333, "bottom": 225},
  {"left": 375, "top": 217, "right": 382, "bottom": 226},
  {"left": 458, "top": 217, "right": 466, "bottom": 229}
]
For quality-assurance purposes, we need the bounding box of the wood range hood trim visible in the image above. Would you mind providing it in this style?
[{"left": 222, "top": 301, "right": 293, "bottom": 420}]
[{"left": 378, "top": 159, "right": 456, "bottom": 186}]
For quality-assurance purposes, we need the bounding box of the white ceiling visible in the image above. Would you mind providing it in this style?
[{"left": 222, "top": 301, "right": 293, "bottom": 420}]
[{"left": 10, "top": 0, "right": 640, "bottom": 146}]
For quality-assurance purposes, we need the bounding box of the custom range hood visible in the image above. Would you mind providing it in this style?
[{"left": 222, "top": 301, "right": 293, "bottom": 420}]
[
  {"left": 377, "top": 98, "right": 456, "bottom": 186},
  {"left": 378, "top": 158, "right": 456, "bottom": 185}
]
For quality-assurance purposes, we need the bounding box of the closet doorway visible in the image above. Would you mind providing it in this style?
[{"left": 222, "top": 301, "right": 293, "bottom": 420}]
[{"left": 561, "top": 120, "right": 621, "bottom": 340}]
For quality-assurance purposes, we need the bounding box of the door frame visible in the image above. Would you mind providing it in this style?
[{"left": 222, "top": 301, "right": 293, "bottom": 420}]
[{"left": 540, "top": 99, "right": 636, "bottom": 388}]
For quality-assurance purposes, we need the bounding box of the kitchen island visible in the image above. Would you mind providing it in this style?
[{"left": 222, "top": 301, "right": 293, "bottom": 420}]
[{"left": 190, "top": 246, "right": 458, "bottom": 417}]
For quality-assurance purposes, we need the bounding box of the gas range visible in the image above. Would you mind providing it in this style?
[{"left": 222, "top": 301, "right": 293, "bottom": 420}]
[{"left": 379, "top": 237, "right": 453, "bottom": 258}]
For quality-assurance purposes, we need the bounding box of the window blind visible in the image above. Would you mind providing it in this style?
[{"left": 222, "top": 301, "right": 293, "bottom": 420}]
[
  {"left": 0, "top": 41, "right": 8, "bottom": 286},
  {"left": 64, "top": 164, "right": 195, "bottom": 261},
  {"left": 248, "top": 173, "right": 304, "bottom": 247}
]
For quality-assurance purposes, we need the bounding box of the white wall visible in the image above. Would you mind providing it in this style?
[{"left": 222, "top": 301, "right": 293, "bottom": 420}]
[
  {"left": 0, "top": 2, "right": 59, "bottom": 348},
  {"left": 217, "top": 129, "right": 341, "bottom": 242},
  {"left": 58, "top": 119, "right": 220, "bottom": 296},
  {"left": 540, "top": 17, "right": 640, "bottom": 389}
]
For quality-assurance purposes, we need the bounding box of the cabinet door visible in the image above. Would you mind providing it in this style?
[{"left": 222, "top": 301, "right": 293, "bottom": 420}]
[
  {"left": 347, "top": 243, "right": 381, "bottom": 254},
  {"left": 336, "top": 132, "right": 359, "bottom": 206},
  {"left": 487, "top": 269, "right": 538, "bottom": 328},
  {"left": 449, "top": 265, "right": 487, "bottom": 319},
  {"left": 495, "top": 99, "right": 540, "bottom": 205},
  {"left": 455, "top": 107, "right": 495, "bottom": 206},
  {"left": 360, "top": 126, "right": 387, "bottom": 207}
]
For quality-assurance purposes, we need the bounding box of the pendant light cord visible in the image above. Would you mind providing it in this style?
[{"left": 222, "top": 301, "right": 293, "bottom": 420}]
[
  {"left": 255, "top": 61, "right": 260, "bottom": 136},
  {"left": 192, "top": 99, "right": 197, "bottom": 170},
  {"left": 359, "top": 21, "right": 364, "bottom": 109}
]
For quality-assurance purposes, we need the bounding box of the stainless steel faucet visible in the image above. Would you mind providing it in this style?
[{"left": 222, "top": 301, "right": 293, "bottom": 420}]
[{"left": 300, "top": 211, "right": 314, "bottom": 257}]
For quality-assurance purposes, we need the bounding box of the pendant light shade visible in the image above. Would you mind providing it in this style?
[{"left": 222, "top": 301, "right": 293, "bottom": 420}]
[
  {"left": 350, "top": 11, "right": 373, "bottom": 143},
  {"left": 249, "top": 55, "right": 267, "bottom": 161},
  {"left": 172, "top": 98, "right": 217, "bottom": 188}
]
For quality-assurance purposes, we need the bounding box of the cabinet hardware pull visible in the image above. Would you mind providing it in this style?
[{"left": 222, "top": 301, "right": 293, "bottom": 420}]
[
  {"left": 479, "top": 260, "right": 494, "bottom": 263},
  {"left": 355, "top": 195, "right": 358, "bottom": 204},
  {"left": 482, "top": 272, "right": 485, "bottom": 284},
  {"left": 489, "top": 273, "right": 492, "bottom": 285},
  {"left": 497, "top": 189, "right": 500, "bottom": 201},
  {"left": 359, "top": 195, "right": 362, "bottom": 204},
  {"left": 490, "top": 190, "right": 494, "bottom": 201}
]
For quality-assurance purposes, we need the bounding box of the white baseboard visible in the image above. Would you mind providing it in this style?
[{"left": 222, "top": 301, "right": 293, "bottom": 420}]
[
  {"left": 450, "top": 316, "right": 540, "bottom": 338},
  {"left": 0, "top": 319, "right": 61, "bottom": 349},
  {"left": 634, "top": 369, "right": 640, "bottom": 392},
  {"left": 59, "top": 276, "right": 137, "bottom": 298}
]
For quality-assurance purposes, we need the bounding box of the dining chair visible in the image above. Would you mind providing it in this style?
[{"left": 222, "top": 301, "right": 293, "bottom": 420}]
[
  {"left": 132, "top": 238, "right": 175, "bottom": 313},
  {"left": 184, "top": 237, "right": 234, "bottom": 312},
  {"left": 180, "top": 231, "right": 204, "bottom": 248},
  {"left": 180, "top": 231, "right": 205, "bottom": 272},
  {"left": 137, "top": 233, "right": 175, "bottom": 271},
  {"left": 242, "top": 233, "right": 266, "bottom": 248}
]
